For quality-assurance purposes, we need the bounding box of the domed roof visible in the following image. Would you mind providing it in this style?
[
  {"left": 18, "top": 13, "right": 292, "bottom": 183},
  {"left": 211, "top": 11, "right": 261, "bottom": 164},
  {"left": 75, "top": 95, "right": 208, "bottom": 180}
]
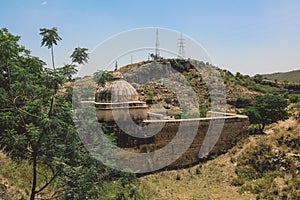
[{"left": 96, "top": 72, "right": 139, "bottom": 103}]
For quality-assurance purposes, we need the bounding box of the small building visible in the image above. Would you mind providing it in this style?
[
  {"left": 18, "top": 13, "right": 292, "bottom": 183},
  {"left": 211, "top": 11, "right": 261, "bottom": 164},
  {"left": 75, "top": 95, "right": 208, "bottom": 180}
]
[{"left": 95, "top": 71, "right": 148, "bottom": 122}]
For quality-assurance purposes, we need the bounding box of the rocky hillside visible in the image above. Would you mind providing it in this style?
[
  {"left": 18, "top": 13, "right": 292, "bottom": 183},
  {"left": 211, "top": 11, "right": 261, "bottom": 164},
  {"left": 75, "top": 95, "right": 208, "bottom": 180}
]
[
  {"left": 82, "top": 58, "right": 300, "bottom": 116},
  {"left": 77, "top": 58, "right": 300, "bottom": 117},
  {"left": 115, "top": 59, "right": 269, "bottom": 113}
]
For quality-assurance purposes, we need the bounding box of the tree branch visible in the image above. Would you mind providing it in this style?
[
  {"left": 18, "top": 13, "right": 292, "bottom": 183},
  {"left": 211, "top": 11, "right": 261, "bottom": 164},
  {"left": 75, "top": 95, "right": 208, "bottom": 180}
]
[{"left": 36, "top": 171, "right": 60, "bottom": 194}]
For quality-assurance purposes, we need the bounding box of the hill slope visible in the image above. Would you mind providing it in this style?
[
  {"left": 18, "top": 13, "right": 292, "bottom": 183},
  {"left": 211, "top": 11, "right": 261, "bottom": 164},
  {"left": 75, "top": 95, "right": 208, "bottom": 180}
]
[
  {"left": 263, "top": 69, "right": 300, "bottom": 83},
  {"left": 117, "top": 59, "right": 260, "bottom": 111},
  {"left": 82, "top": 58, "right": 292, "bottom": 113},
  {"left": 137, "top": 102, "right": 300, "bottom": 199}
]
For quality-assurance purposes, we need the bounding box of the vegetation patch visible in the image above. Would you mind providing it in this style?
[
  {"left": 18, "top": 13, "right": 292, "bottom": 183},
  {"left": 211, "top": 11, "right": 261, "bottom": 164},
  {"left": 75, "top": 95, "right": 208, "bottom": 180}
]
[{"left": 232, "top": 132, "right": 300, "bottom": 199}]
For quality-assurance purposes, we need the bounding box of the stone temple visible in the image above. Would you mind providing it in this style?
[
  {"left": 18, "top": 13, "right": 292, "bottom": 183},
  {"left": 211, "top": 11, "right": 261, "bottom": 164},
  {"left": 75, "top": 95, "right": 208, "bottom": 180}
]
[
  {"left": 95, "top": 71, "right": 249, "bottom": 171},
  {"left": 95, "top": 71, "right": 148, "bottom": 122}
]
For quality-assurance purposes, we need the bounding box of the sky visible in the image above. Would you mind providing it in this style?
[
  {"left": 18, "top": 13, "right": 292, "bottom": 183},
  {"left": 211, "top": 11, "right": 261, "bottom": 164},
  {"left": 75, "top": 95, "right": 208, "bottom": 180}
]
[{"left": 1, "top": 0, "right": 300, "bottom": 76}]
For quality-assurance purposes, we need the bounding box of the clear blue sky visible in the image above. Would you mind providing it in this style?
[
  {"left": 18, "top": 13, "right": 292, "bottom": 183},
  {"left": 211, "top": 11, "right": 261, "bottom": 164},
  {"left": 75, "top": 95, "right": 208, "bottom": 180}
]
[{"left": 1, "top": 0, "right": 300, "bottom": 75}]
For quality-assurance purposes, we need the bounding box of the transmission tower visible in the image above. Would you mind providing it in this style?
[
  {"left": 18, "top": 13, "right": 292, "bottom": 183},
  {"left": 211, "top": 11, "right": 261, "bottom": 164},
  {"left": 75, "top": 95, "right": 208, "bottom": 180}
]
[
  {"left": 114, "top": 61, "right": 118, "bottom": 71},
  {"left": 155, "top": 28, "right": 160, "bottom": 60},
  {"left": 178, "top": 33, "right": 185, "bottom": 59}
]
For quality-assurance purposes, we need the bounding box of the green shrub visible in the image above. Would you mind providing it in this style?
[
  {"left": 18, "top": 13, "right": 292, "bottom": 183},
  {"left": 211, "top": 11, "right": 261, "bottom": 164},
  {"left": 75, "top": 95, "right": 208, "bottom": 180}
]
[
  {"left": 289, "top": 94, "right": 300, "bottom": 103},
  {"left": 174, "top": 114, "right": 181, "bottom": 119},
  {"left": 199, "top": 104, "right": 209, "bottom": 117},
  {"left": 234, "top": 134, "right": 300, "bottom": 199},
  {"left": 164, "top": 97, "right": 171, "bottom": 104},
  {"left": 231, "top": 177, "right": 245, "bottom": 186},
  {"left": 235, "top": 96, "right": 252, "bottom": 108},
  {"left": 195, "top": 166, "right": 202, "bottom": 175},
  {"left": 128, "top": 185, "right": 141, "bottom": 199},
  {"left": 147, "top": 91, "right": 154, "bottom": 98},
  {"left": 236, "top": 165, "right": 258, "bottom": 180}
]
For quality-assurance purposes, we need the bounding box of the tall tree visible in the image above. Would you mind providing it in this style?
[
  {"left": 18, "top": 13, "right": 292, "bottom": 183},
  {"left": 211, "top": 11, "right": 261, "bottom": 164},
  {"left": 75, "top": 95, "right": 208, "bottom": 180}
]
[
  {"left": 40, "top": 27, "right": 62, "bottom": 69},
  {"left": 0, "top": 28, "right": 104, "bottom": 200},
  {"left": 0, "top": 28, "right": 138, "bottom": 200},
  {"left": 40, "top": 27, "right": 62, "bottom": 115}
]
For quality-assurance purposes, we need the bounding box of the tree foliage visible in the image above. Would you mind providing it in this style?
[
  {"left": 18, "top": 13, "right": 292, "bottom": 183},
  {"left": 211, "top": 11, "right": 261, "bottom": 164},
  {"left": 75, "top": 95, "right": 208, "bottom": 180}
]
[
  {"left": 93, "top": 70, "right": 113, "bottom": 86},
  {"left": 0, "top": 28, "right": 106, "bottom": 200},
  {"left": 70, "top": 47, "right": 89, "bottom": 65},
  {"left": 40, "top": 27, "right": 62, "bottom": 49},
  {"left": 40, "top": 27, "right": 62, "bottom": 69},
  {"left": 243, "top": 94, "right": 289, "bottom": 132},
  {"left": 253, "top": 74, "right": 263, "bottom": 83}
]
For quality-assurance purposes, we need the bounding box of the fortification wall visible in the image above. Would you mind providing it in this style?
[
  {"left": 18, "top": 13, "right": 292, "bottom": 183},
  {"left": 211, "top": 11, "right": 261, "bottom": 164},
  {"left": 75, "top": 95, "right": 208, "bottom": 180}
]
[{"left": 113, "top": 112, "right": 249, "bottom": 170}]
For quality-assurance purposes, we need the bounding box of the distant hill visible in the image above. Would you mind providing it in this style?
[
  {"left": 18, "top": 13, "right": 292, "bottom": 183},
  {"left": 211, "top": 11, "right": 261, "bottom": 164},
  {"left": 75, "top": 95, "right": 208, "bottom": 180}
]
[{"left": 263, "top": 69, "right": 300, "bottom": 83}]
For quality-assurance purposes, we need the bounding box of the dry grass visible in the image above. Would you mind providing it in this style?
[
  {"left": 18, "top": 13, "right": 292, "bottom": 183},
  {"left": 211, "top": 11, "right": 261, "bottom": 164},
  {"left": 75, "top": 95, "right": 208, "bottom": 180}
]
[
  {"left": 0, "top": 151, "right": 27, "bottom": 199},
  {"left": 137, "top": 105, "right": 300, "bottom": 200},
  {"left": 0, "top": 151, "right": 56, "bottom": 199},
  {"left": 138, "top": 153, "right": 255, "bottom": 200}
]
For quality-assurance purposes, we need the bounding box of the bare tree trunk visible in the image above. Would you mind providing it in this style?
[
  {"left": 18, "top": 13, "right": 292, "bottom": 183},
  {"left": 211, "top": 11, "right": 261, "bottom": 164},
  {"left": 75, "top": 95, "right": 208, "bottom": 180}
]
[
  {"left": 261, "top": 123, "right": 265, "bottom": 132},
  {"left": 48, "top": 89, "right": 56, "bottom": 117},
  {"left": 51, "top": 46, "right": 55, "bottom": 70},
  {"left": 30, "top": 151, "right": 37, "bottom": 200}
]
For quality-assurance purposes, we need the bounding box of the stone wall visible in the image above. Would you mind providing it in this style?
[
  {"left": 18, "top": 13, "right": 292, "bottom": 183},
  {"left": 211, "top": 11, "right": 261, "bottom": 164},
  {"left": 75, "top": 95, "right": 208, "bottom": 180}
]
[
  {"left": 112, "top": 112, "right": 249, "bottom": 170},
  {"left": 95, "top": 102, "right": 148, "bottom": 122}
]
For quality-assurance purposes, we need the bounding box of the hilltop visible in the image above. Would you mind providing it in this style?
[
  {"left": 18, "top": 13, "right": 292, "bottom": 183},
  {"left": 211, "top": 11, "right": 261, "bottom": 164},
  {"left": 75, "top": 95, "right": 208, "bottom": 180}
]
[
  {"left": 77, "top": 58, "right": 299, "bottom": 115},
  {"left": 109, "top": 58, "right": 295, "bottom": 112}
]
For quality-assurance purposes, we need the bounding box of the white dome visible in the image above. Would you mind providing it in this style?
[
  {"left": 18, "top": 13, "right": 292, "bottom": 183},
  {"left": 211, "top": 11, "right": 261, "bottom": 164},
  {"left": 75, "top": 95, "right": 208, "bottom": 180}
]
[{"left": 95, "top": 78, "right": 139, "bottom": 103}]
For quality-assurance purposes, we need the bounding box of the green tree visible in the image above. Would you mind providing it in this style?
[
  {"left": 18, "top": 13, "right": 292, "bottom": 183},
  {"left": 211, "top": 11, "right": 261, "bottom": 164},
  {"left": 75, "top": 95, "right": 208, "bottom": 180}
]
[
  {"left": 93, "top": 70, "right": 113, "bottom": 86},
  {"left": 243, "top": 106, "right": 261, "bottom": 126},
  {"left": 0, "top": 28, "right": 104, "bottom": 200},
  {"left": 289, "top": 94, "right": 300, "bottom": 103},
  {"left": 59, "top": 47, "right": 89, "bottom": 81},
  {"left": 70, "top": 47, "right": 89, "bottom": 65},
  {"left": 40, "top": 27, "right": 62, "bottom": 69},
  {"left": 0, "top": 28, "right": 139, "bottom": 200},
  {"left": 253, "top": 74, "right": 263, "bottom": 83},
  {"left": 59, "top": 64, "right": 77, "bottom": 80},
  {"left": 243, "top": 95, "right": 289, "bottom": 132},
  {"left": 0, "top": 28, "right": 60, "bottom": 199}
]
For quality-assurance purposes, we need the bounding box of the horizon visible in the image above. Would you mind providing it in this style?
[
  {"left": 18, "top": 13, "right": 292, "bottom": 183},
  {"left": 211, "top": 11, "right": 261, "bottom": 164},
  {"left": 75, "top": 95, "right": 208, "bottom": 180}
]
[{"left": 1, "top": 0, "right": 300, "bottom": 76}]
